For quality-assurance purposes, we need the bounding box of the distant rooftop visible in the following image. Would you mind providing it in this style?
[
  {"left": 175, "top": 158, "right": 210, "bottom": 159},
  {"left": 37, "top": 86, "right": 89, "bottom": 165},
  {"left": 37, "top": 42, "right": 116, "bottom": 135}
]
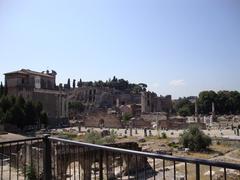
[{"left": 4, "top": 69, "right": 56, "bottom": 78}]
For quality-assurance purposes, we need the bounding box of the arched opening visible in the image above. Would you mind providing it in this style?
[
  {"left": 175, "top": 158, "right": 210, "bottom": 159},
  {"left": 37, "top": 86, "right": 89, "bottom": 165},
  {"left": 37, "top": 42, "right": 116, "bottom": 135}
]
[{"left": 65, "top": 161, "right": 81, "bottom": 179}]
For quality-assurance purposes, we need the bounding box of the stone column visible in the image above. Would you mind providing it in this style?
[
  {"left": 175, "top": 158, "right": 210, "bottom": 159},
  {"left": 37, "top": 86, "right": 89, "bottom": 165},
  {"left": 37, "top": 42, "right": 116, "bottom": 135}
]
[
  {"left": 149, "top": 129, "right": 152, "bottom": 136},
  {"left": 125, "top": 129, "right": 128, "bottom": 135},
  {"left": 129, "top": 121, "right": 133, "bottom": 136},
  {"left": 212, "top": 102, "right": 216, "bottom": 121},
  {"left": 144, "top": 128, "right": 147, "bottom": 137}
]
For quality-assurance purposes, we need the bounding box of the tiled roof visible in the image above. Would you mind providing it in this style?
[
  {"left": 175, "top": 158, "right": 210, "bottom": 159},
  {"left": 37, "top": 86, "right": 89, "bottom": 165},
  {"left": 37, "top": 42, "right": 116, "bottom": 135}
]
[{"left": 4, "top": 69, "right": 54, "bottom": 78}]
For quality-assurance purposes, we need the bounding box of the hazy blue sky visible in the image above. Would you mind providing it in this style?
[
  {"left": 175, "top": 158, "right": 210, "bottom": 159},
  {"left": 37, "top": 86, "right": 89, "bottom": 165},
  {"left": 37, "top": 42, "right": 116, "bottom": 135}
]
[{"left": 0, "top": 0, "right": 239, "bottom": 98}]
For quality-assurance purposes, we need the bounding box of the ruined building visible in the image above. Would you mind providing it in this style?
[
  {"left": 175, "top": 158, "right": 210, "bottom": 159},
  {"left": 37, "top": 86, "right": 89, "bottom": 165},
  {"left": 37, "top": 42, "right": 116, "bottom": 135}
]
[
  {"left": 68, "top": 86, "right": 141, "bottom": 110},
  {"left": 141, "top": 91, "right": 172, "bottom": 113},
  {"left": 4, "top": 69, "right": 68, "bottom": 125}
]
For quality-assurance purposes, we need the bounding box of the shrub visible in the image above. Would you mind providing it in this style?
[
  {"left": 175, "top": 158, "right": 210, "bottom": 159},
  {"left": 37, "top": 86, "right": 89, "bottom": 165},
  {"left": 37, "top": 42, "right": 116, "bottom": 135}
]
[
  {"left": 84, "top": 130, "right": 104, "bottom": 144},
  {"left": 161, "top": 132, "right": 167, "bottom": 139},
  {"left": 168, "top": 142, "right": 179, "bottom": 148},
  {"left": 84, "top": 130, "right": 117, "bottom": 144},
  {"left": 103, "top": 130, "right": 117, "bottom": 144},
  {"left": 179, "top": 125, "right": 212, "bottom": 151}
]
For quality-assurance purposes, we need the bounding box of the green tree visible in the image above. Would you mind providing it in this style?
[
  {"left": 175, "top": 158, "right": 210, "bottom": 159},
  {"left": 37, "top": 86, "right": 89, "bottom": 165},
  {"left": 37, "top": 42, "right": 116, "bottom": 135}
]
[
  {"left": 175, "top": 98, "right": 194, "bottom": 116},
  {"left": 0, "top": 96, "right": 12, "bottom": 113},
  {"left": 0, "top": 82, "right": 3, "bottom": 97},
  {"left": 10, "top": 104, "right": 25, "bottom": 129},
  {"left": 0, "top": 95, "right": 47, "bottom": 129},
  {"left": 72, "top": 79, "right": 76, "bottom": 89},
  {"left": 0, "top": 108, "right": 4, "bottom": 124},
  {"left": 4, "top": 110, "right": 13, "bottom": 124},
  {"left": 69, "top": 102, "right": 84, "bottom": 111},
  {"left": 216, "top": 91, "right": 230, "bottom": 114},
  {"left": 40, "top": 112, "right": 48, "bottom": 128},
  {"left": 67, "top": 78, "right": 71, "bottom": 89},
  {"left": 24, "top": 101, "right": 37, "bottom": 126},
  {"left": 230, "top": 91, "right": 240, "bottom": 114},
  {"left": 16, "top": 96, "right": 25, "bottom": 107},
  {"left": 77, "top": 79, "right": 83, "bottom": 87},
  {"left": 122, "top": 113, "right": 132, "bottom": 123},
  {"left": 178, "top": 106, "right": 191, "bottom": 117},
  {"left": 180, "top": 125, "right": 212, "bottom": 151},
  {"left": 198, "top": 91, "right": 217, "bottom": 114}
]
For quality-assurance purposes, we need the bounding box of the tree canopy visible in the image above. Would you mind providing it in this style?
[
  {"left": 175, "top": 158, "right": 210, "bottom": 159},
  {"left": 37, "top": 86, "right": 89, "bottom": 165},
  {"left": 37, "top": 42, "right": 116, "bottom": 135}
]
[
  {"left": 76, "top": 76, "right": 147, "bottom": 93},
  {"left": 0, "top": 95, "right": 48, "bottom": 129},
  {"left": 175, "top": 90, "right": 240, "bottom": 116},
  {"left": 175, "top": 98, "right": 194, "bottom": 116}
]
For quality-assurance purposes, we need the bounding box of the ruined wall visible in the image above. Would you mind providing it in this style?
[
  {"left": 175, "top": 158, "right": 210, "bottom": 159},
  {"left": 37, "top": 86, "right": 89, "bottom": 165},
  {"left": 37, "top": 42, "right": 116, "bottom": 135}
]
[{"left": 141, "top": 92, "right": 172, "bottom": 113}]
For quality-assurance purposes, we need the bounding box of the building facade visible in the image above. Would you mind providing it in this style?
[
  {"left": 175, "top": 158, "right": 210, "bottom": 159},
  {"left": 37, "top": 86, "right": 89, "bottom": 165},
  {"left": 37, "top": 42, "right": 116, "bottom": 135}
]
[{"left": 4, "top": 69, "right": 68, "bottom": 125}]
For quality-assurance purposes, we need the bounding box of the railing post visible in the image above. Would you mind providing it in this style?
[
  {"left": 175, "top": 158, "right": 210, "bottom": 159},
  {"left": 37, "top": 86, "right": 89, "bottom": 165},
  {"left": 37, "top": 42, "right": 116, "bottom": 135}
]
[
  {"left": 196, "top": 163, "right": 200, "bottom": 180},
  {"left": 99, "top": 150, "right": 103, "bottom": 180},
  {"left": 43, "top": 135, "right": 52, "bottom": 180}
]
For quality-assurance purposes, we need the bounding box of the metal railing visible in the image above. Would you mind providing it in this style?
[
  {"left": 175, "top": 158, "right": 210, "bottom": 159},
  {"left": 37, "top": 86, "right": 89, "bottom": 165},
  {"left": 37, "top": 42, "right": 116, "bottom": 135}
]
[{"left": 0, "top": 136, "right": 239, "bottom": 179}]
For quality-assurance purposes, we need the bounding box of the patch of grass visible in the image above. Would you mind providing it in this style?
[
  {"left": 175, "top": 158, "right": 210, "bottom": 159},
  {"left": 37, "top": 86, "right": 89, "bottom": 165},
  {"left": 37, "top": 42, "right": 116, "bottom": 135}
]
[
  {"left": 168, "top": 142, "right": 179, "bottom": 148},
  {"left": 57, "top": 131, "right": 78, "bottom": 140},
  {"left": 84, "top": 130, "right": 117, "bottom": 145}
]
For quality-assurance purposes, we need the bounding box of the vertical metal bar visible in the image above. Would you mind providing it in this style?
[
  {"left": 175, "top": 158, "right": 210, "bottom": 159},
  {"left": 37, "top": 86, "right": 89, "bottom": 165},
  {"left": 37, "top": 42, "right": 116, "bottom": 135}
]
[
  {"left": 17, "top": 142, "right": 19, "bottom": 180},
  {"left": 73, "top": 145, "right": 76, "bottom": 180},
  {"left": 99, "top": 150, "right": 103, "bottom": 180},
  {"left": 112, "top": 152, "right": 115, "bottom": 178},
  {"left": 210, "top": 166, "right": 212, "bottom": 180},
  {"left": 1, "top": 144, "right": 3, "bottom": 180},
  {"left": 24, "top": 141, "right": 26, "bottom": 180},
  {"left": 144, "top": 156, "right": 146, "bottom": 180},
  {"left": 224, "top": 168, "right": 227, "bottom": 180},
  {"left": 135, "top": 155, "right": 138, "bottom": 180},
  {"left": 83, "top": 147, "right": 86, "bottom": 180},
  {"left": 153, "top": 158, "right": 156, "bottom": 180},
  {"left": 120, "top": 153, "right": 123, "bottom": 180},
  {"left": 43, "top": 135, "right": 52, "bottom": 180},
  {"left": 64, "top": 142, "right": 67, "bottom": 180},
  {"left": 94, "top": 151, "right": 96, "bottom": 180},
  {"left": 37, "top": 140, "right": 40, "bottom": 179},
  {"left": 68, "top": 143, "right": 71, "bottom": 180},
  {"left": 196, "top": 163, "right": 200, "bottom": 180},
  {"left": 9, "top": 143, "right": 11, "bottom": 180},
  {"left": 106, "top": 151, "right": 109, "bottom": 179},
  {"left": 30, "top": 140, "right": 33, "bottom": 166},
  {"left": 185, "top": 162, "right": 188, "bottom": 180},
  {"left": 62, "top": 142, "right": 65, "bottom": 180},
  {"left": 59, "top": 142, "right": 62, "bottom": 179},
  {"left": 87, "top": 147, "right": 89, "bottom": 177},
  {"left": 163, "top": 159, "right": 165, "bottom": 180},
  {"left": 127, "top": 155, "right": 130, "bottom": 180},
  {"left": 174, "top": 161, "right": 176, "bottom": 180},
  {"left": 78, "top": 146, "right": 80, "bottom": 180},
  {"left": 53, "top": 142, "right": 56, "bottom": 179}
]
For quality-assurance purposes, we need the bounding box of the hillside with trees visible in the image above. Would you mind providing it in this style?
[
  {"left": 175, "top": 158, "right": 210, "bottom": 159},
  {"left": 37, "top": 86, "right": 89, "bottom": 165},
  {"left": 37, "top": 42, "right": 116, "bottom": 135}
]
[{"left": 75, "top": 76, "right": 148, "bottom": 93}]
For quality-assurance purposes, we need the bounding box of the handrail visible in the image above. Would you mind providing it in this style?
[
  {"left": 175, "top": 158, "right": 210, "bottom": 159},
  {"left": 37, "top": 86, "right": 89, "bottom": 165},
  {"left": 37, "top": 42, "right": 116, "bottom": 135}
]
[
  {"left": 0, "top": 137, "right": 43, "bottom": 145},
  {"left": 49, "top": 137, "right": 240, "bottom": 170}
]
